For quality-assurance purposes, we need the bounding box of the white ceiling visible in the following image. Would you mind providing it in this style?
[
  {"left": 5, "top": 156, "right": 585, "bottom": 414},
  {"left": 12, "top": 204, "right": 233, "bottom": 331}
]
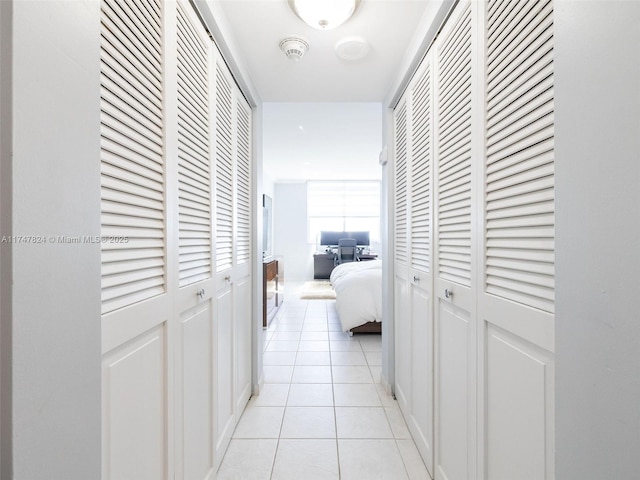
[
  {"left": 216, "top": 0, "right": 439, "bottom": 102},
  {"left": 262, "top": 102, "right": 383, "bottom": 182},
  {"left": 212, "top": 0, "right": 449, "bottom": 181}
]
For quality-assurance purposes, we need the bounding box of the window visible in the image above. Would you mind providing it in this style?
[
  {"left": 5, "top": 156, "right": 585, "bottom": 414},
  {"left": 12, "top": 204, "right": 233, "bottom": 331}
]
[{"left": 307, "top": 181, "right": 380, "bottom": 243}]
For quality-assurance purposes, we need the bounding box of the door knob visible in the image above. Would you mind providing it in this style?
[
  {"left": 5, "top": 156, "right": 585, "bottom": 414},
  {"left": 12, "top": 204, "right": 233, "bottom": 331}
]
[
  {"left": 444, "top": 288, "right": 453, "bottom": 299},
  {"left": 413, "top": 275, "right": 420, "bottom": 283},
  {"left": 196, "top": 288, "right": 205, "bottom": 298}
]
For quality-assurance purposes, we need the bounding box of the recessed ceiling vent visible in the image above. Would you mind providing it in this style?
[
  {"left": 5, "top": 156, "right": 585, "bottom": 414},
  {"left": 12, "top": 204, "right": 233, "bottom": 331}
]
[
  {"left": 279, "top": 36, "right": 310, "bottom": 62},
  {"left": 335, "top": 36, "right": 370, "bottom": 61}
]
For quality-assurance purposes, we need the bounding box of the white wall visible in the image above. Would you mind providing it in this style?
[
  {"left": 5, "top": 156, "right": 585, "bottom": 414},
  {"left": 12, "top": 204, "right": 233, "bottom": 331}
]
[
  {"left": 0, "top": 1, "right": 11, "bottom": 476},
  {"left": 555, "top": 2, "right": 640, "bottom": 478},
  {"left": 6, "top": 2, "right": 102, "bottom": 478},
  {"left": 273, "top": 182, "right": 312, "bottom": 282}
]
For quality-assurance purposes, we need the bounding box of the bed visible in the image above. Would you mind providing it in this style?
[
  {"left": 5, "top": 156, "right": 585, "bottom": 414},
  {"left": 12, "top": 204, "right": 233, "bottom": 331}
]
[{"left": 330, "top": 260, "right": 382, "bottom": 334}]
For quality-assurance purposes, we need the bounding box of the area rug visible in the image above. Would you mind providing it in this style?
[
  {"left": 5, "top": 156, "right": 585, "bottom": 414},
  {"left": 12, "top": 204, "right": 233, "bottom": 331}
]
[{"left": 300, "top": 280, "right": 336, "bottom": 300}]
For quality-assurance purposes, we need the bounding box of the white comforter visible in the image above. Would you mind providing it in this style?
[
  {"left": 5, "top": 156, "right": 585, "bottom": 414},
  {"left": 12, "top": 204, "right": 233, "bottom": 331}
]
[{"left": 330, "top": 260, "right": 382, "bottom": 332}]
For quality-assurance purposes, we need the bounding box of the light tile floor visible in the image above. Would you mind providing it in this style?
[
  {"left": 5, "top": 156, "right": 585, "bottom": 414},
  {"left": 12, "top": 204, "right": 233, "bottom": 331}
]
[{"left": 217, "top": 292, "right": 431, "bottom": 480}]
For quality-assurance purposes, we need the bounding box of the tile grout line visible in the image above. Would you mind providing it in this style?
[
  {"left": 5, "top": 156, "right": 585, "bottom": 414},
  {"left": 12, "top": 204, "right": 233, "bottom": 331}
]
[{"left": 325, "top": 299, "right": 343, "bottom": 479}]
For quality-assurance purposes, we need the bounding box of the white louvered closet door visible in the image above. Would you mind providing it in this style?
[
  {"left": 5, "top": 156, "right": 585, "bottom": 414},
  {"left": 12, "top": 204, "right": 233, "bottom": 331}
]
[
  {"left": 99, "top": 0, "right": 169, "bottom": 478},
  {"left": 433, "top": 1, "right": 478, "bottom": 479},
  {"left": 407, "top": 53, "right": 435, "bottom": 478},
  {"left": 393, "top": 95, "right": 412, "bottom": 423},
  {"left": 233, "top": 97, "right": 253, "bottom": 418},
  {"left": 212, "top": 55, "right": 235, "bottom": 469},
  {"left": 212, "top": 50, "right": 253, "bottom": 469},
  {"left": 173, "top": 2, "right": 215, "bottom": 479},
  {"left": 481, "top": 1, "right": 555, "bottom": 478}
]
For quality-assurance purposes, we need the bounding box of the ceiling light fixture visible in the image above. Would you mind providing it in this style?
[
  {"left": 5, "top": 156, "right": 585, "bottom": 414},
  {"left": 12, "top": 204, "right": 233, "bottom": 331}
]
[
  {"left": 279, "top": 36, "right": 310, "bottom": 61},
  {"left": 287, "top": 0, "right": 361, "bottom": 30}
]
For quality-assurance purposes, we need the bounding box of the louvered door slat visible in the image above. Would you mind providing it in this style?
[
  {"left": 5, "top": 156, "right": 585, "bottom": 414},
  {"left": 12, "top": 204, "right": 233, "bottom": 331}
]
[
  {"left": 488, "top": 1, "right": 553, "bottom": 75},
  {"left": 179, "top": 176, "right": 209, "bottom": 197},
  {"left": 215, "top": 64, "right": 234, "bottom": 272},
  {"left": 101, "top": 257, "right": 164, "bottom": 276},
  {"left": 102, "top": 178, "right": 162, "bottom": 207},
  {"left": 101, "top": 71, "right": 162, "bottom": 126},
  {"left": 101, "top": 161, "right": 163, "bottom": 191},
  {"left": 102, "top": 211, "right": 164, "bottom": 229},
  {"left": 109, "top": 0, "right": 162, "bottom": 51},
  {"left": 436, "top": 1, "right": 473, "bottom": 287},
  {"left": 101, "top": 195, "right": 163, "bottom": 224},
  {"left": 487, "top": 140, "right": 553, "bottom": 174},
  {"left": 488, "top": 22, "right": 553, "bottom": 103},
  {"left": 487, "top": 74, "right": 553, "bottom": 135},
  {"left": 235, "top": 100, "right": 251, "bottom": 265},
  {"left": 128, "top": 0, "right": 161, "bottom": 43},
  {"left": 485, "top": 0, "right": 555, "bottom": 313},
  {"left": 101, "top": 91, "right": 163, "bottom": 140},
  {"left": 394, "top": 100, "right": 409, "bottom": 265},
  {"left": 100, "top": 11, "right": 161, "bottom": 86},
  {"left": 100, "top": 24, "right": 162, "bottom": 104},
  {"left": 101, "top": 110, "right": 163, "bottom": 157},
  {"left": 100, "top": 0, "right": 164, "bottom": 315},
  {"left": 176, "top": 2, "right": 212, "bottom": 287},
  {"left": 487, "top": 94, "right": 553, "bottom": 153}
]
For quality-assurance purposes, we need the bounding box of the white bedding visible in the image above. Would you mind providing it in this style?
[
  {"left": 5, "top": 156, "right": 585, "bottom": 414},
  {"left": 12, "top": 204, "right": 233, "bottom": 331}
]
[{"left": 330, "top": 260, "right": 382, "bottom": 332}]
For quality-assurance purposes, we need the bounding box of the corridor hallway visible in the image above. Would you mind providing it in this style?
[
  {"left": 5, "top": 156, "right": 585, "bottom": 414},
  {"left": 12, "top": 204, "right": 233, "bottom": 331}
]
[{"left": 217, "top": 292, "right": 430, "bottom": 479}]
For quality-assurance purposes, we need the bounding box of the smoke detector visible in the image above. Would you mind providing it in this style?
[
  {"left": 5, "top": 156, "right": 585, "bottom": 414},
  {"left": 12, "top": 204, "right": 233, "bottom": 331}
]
[{"left": 279, "top": 36, "right": 310, "bottom": 62}]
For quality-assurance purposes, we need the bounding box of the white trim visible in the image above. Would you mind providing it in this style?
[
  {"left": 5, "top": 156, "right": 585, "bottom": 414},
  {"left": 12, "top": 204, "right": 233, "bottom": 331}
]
[
  {"left": 192, "top": 0, "right": 261, "bottom": 108},
  {"left": 384, "top": 0, "right": 456, "bottom": 109}
]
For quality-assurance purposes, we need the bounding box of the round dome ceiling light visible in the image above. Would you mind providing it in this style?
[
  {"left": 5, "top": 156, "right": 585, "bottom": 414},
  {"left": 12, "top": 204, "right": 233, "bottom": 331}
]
[
  {"left": 279, "top": 36, "right": 310, "bottom": 61},
  {"left": 335, "top": 36, "right": 370, "bottom": 61},
  {"left": 287, "top": 0, "right": 361, "bottom": 30}
]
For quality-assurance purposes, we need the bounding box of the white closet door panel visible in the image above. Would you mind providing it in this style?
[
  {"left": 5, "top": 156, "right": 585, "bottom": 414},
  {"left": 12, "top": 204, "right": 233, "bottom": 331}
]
[
  {"left": 102, "top": 325, "right": 167, "bottom": 480},
  {"left": 486, "top": 325, "right": 553, "bottom": 480},
  {"left": 410, "top": 62, "right": 433, "bottom": 273},
  {"left": 394, "top": 278, "right": 411, "bottom": 411},
  {"left": 435, "top": 302, "right": 472, "bottom": 480},
  {"left": 485, "top": 0, "right": 555, "bottom": 314},
  {"left": 179, "top": 304, "right": 214, "bottom": 480},
  {"left": 173, "top": 5, "right": 217, "bottom": 480},
  {"left": 433, "top": 2, "right": 476, "bottom": 479},
  {"left": 405, "top": 56, "right": 435, "bottom": 475},
  {"left": 409, "top": 284, "right": 433, "bottom": 475},
  {"left": 235, "top": 99, "right": 252, "bottom": 266},
  {"left": 213, "top": 287, "right": 235, "bottom": 469},
  {"left": 176, "top": 1, "right": 212, "bottom": 287},
  {"left": 234, "top": 275, "right": 253, "bottom": 411},
  {"left": 436, "top": 1, "right": 473, "bottom": 289},
  {"left": 394, "top": 100, "right": 409, "bottom": 266},
  {"left": 482, "top": 1, "right": 556, "bottom": 479},
  {"left": 481, "top": 291, "right": 554, "bottom": 361},
  {"left": 211, "top": 51, "right": 253, "bottom": 469},
  {"left": 394, "top": 87, "right": 412, "bottom": 448},
  {"left": 100, "top": 0, "right": 165, "bottom": 315},
  {"left": 214, "top": 63, "right": 234, "bottom": 273}
]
